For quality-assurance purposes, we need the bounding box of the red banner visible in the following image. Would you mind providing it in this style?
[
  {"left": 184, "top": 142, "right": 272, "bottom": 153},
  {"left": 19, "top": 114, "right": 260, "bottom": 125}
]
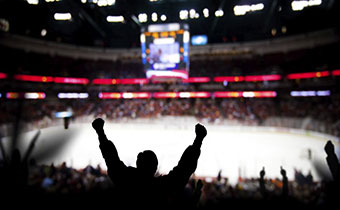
[
  {"left": 120, "top": 78, "right": 149, "bottom": 85},
  {"left": 93, "top": 78, "right": 148, "bottom": 85},
  {"left": 332, "top": 69, "right": 340, "bottom": 76},
  {"left": 92, "top": 78, "right": 119, "bottom": 85},
  {"left": 245, "top": 75, "right": 282, "bottom": 82},
  {"left": 214, "top": 76, "right": 245, "bottom": 82},
  {"left": 0, "top": 72, "right": 7, "bottom": 79},
  {"left": 14, "top": 74, "right": 53, "bottom": 82},
  {"left": 287, "top": 71, "right": 330, "bottom": 79},
  {"left": 54, "top": 77, "right": 89, "bottom": 84},
  {"left": 182, "top": 77, "right": 211, "bottom": 83}
]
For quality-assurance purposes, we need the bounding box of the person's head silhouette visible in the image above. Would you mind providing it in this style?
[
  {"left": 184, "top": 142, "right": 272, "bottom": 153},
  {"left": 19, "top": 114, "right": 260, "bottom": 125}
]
[{"left": 136, "top": 150, "right": 158, "bottom": 177}]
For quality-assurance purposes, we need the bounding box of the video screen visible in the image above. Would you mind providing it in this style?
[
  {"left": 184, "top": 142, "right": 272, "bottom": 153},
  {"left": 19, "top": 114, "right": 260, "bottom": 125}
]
[
  {"left": 141, "top": 23, "right": 189, "bottom": 81},
  {"left": 149, "top": 42, "right": 180, "bottom": 66}
]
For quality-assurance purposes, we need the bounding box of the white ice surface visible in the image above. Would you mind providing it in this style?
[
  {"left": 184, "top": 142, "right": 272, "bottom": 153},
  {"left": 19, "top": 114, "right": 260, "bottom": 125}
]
[{"left": 1, "top": 121, "right": 339, "bottom": 184}]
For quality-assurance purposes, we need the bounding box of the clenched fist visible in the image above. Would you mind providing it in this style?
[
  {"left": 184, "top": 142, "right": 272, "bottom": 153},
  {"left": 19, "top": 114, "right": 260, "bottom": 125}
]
[
  {"left": 92, "top": 118, "right": 105, "bottom": 132},
  {"left": 195, "top": 123, "right": 207, "bottom": 138}
]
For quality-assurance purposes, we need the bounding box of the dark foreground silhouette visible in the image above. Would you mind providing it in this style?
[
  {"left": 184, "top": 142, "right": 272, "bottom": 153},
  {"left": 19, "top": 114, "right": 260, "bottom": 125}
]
[
  {"left": 92, "top": 118, "right": 207, "bottom": 208},
  {"left": 0, "top": 121, "right": 339, "bottom": 209}
]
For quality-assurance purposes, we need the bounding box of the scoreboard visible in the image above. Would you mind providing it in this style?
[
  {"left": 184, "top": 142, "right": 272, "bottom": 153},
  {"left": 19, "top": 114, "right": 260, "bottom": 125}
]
[{"left": 141, "top": 23, "right": 189, "bottom": 81}]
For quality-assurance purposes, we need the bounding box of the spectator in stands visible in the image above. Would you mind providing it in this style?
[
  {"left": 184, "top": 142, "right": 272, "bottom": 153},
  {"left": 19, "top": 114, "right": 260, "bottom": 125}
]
[
  {"left": 92, "top": 118, "right": 207, "bottom": 208},
  {"left": 259, "top": 166, "right": 289, "bottom": 200},
  {"left": 324, "top": 140, "right": 340, "bottom": 208}
]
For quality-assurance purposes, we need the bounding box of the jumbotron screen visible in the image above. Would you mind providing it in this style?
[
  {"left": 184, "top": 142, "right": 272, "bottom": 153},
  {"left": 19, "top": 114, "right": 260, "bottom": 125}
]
[{"left": 141, "top": 23, "right": 190, "bottom": 81}]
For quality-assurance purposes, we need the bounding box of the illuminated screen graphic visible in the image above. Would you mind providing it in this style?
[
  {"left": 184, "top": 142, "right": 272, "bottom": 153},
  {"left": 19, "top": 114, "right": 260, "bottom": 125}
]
[{"left": 141, "top": 23, "right": 189, "bottom": 81}]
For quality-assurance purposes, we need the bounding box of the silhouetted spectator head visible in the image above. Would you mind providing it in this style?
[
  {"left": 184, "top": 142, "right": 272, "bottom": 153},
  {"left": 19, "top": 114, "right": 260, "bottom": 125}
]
[{"left": 136, "top": 150, "right": 158, "bottom": 177}]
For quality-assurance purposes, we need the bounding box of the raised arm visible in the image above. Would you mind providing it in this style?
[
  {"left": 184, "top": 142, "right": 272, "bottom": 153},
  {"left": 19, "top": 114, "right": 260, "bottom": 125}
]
[
  {"left": 193, "top": 123, "right": 207, "bottom": 149},
  {"left": 92, "top": 118, "right": 126, "bottom": 179},
  {"left": 259, "top": 167, "right": 268, "bottom": 199},
  {"left": 280, "top": 166, "right": 289, "bottom": 198},
  {"left": 167, "top": 123, "right": 207, "bottom": 187}
]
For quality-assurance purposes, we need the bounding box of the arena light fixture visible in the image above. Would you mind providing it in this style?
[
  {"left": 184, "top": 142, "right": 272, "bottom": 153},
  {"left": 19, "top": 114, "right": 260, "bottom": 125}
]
[
  {"left": 87, "top": 0, "right": 115, "bottom": 6},
  {"left": 54, "top": 13, "right": 72, "bottom": 21},
  {"left": 215, "top": 9, "right": 224, "bottom": 17},
  {"left": 151, "top": 12, "right": 158, "bottom": 22},
  {"left": 203, "top": 8, "right": 209, "bottom": 18},
  {"left": 41, "top": 29, "right": 47, "bottom": 36},
  {"left": 27, "top": 0, "right": 39, "bottom": 5},
  {"left": 291, "top": 0, "right": 322, "bottom": 11},
  {"left": 107, "top": 0, "right": 115, "bottom": 5},
  {"left": 233, "top": 3, "right": 264, "bottom": 16},
  {"left": 45, "top": 0, "right": 61, "bottom": 2},
  {"left": 179, "top": 10, "right": 189, "bottom": 20},
  {"left": 106, "top": 15, "right": 124, "bottom": 23},
  {"left": 97, "top": 0, "right": 108, "bottom": 7},
  {"left": 160, "top": 14, "right": 167, "bottom": 21},
  {"left": 189, "top": 9, "right": 196, "bottom": 19},
  {"left": 138, "top": 13, "right": 148, "bottom": 23}
]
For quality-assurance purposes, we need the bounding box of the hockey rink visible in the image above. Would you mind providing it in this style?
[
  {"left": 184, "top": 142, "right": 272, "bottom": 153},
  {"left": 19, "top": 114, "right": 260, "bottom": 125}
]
[{"left": 2, "top": 120, "right": 339, "bottom": 184}]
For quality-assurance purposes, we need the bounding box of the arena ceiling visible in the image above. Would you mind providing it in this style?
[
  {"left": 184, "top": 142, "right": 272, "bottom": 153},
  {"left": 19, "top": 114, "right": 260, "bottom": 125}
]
[{"left": 0, "top": 0, "right": 339, "bottom": 48}]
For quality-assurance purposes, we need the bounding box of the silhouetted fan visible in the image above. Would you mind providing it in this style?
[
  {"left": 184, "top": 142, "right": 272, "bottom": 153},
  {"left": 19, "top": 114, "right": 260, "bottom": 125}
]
[{"left": 92, "top": 117, "right": 207, "bottom": 208}]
